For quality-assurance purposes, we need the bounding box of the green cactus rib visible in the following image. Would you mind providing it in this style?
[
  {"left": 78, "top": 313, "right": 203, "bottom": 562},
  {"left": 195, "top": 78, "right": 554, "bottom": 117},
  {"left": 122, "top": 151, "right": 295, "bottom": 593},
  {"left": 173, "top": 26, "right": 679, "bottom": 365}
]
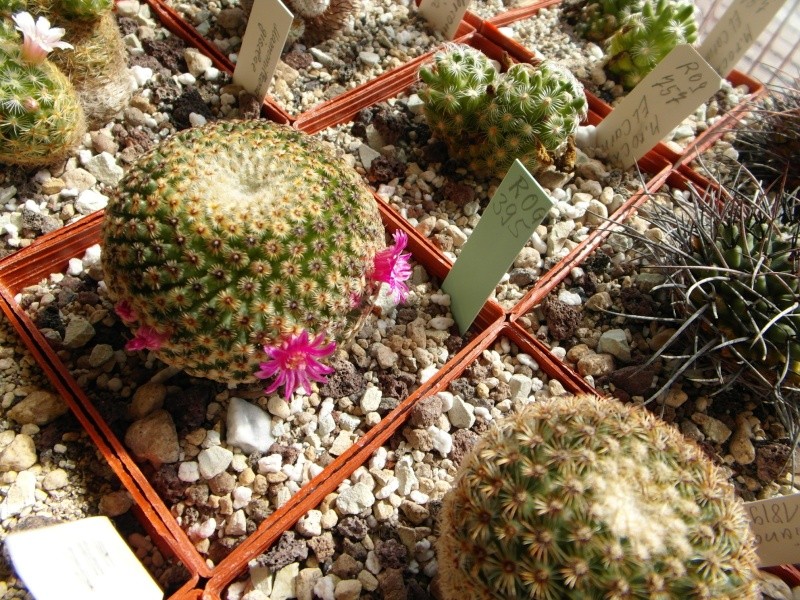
[
  {"left": 604, "top": 0, "right": 697, "bottom": 90},
  {"left": 101, "top": 120, "right": 386, "bottom": 384},
  {"left": 437, "top": 394, "right": 760, "bottom": 600},
  {"left": 0, "top": 38, "right": 86, "bottom": 167},
  {"left": 418, "top": 44, "right": 587, "bottom": 178}
]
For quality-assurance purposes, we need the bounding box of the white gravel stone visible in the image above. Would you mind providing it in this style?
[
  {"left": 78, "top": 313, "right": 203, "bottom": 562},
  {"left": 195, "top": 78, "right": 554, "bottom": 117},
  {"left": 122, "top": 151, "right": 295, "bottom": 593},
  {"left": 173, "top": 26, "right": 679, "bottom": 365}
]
[
  {"left": 198, "top": 445, "right": 233, "bottom": 479},
  {"left": 335, "top": 482, "right": 375, "bottom": 514},
  {"left": 447, "top": 395, "right": 475, "bottom": 429},
  {"left": 596, "top": 329, "right": 631, "bottom": 362},
  {"left": 75, "top": 189, "right": 108, "bottom": 213},
  {"left": 360, "top": 387, "right": 382, "bottom": 413},
  {"left": 178, "top": 461, "right": 200, "bottom": 482},
  {"left": 557, "top": 289, "right": 583, "bottom": 306},
  {"left": 227, "top": 397, "right": 274, "bottom": 453}
]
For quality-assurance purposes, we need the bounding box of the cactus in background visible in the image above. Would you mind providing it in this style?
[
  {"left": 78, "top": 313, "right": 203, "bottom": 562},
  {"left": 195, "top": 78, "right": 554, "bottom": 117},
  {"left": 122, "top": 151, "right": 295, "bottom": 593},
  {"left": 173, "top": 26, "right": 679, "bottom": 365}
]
[
  {"left": 27, "top": 0, "right": 129, "bottom": 126},
  {"left": 101, "top": 120, "right": 393, "bottom": 394},
  {"left": 0, "top": 11, "right": 85, "bottom": 167},
  {"left": 438, "top": 393, "right": 760, "bottom": 599},
  {"left": 626, "top": 166, "right": 799, "bottom": 436},
  {"left": 604, "top": 0, "right": 697, "bottom": 89},
  {"left": 565, "top": 0, "right": 645, "bottom": 43},
  {"left": 418, "top": 44, "right": 588, "bottom": 177}
]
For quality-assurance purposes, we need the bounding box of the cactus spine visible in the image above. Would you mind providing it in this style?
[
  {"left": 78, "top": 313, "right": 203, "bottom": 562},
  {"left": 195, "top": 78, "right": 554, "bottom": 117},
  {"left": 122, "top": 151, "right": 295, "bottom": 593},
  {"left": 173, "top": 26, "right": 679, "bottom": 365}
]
[
  {"left": 101, "top": 120, "right": 386, "bottom": 385},
  {"left": 438, "top": 393, "right": 760, "bottom": 599}
]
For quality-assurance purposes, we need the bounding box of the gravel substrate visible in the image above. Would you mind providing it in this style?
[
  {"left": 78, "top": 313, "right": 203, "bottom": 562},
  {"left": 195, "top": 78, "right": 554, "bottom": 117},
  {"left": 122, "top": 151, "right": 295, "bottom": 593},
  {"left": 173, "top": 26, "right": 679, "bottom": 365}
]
[
  {"left": 0, "top": 315, "right": 191, "bottom": 598},
  {"left": 222, "top": 333, "right": 568, "bottom": 599},
  {"left": 500, "top": 6, "right": 752, "bottom": 152},
  {"left": 162, "top": 0, "right": 449, "bottom": 116},
  {"left": 13, "top": 238, "right": 471, "bottom": 567}
]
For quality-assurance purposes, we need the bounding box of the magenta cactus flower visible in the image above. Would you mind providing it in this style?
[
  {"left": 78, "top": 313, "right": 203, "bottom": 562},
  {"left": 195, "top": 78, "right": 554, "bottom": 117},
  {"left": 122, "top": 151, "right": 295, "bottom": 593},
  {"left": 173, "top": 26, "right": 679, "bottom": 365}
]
[
  {"left": 255, "top": 330, "right": 336, "bottom": 400},
  {"left": 125, "top": 326, "right": 169, "bottom": 352},
  {"left": 114, "top": 300, "right": 138, "bottom": 323},
  {"left": 12, "top": 12, "right": 73, "bottom": 64},
  {"left": 371, "top": 230, "right": 413, "bottom": 302}
]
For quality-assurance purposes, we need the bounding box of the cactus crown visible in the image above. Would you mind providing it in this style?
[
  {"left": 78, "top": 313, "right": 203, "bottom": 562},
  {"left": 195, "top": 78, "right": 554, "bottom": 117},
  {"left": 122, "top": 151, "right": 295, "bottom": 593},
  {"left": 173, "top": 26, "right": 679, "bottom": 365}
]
[
  {"left": 101, "top": 120, "right": 387, "bottom": 386},
  {"left": 418, "top": 44, "right": 588, "bottom": 177},
  {"left": 568, "top": 0, "right": 645, "bottom": 43},
  {"left": 437, "top": 393, "right": 760, "bottom": 599},
  {"left": 604, "top": 0, "right": 697, "bottom": 89}
]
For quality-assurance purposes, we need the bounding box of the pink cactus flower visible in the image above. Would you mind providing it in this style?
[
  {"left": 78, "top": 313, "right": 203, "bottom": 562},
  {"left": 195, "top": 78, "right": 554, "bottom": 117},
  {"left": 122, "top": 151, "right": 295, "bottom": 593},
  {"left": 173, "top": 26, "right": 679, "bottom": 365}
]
[
  {"left": 255, "top": 330, "right": 336, "bottom": 400},
  {"left": 114, "top": 300, "right": 138, "bottom": 323},
  {"left": 371, "top": 230, "right": 412, "bottom": 303},
  {"left": 125, "top": 326, "right": 168, "bottom": 352},
  {"left": 12, "top": 12, "right": 73, "bottom": 64}
]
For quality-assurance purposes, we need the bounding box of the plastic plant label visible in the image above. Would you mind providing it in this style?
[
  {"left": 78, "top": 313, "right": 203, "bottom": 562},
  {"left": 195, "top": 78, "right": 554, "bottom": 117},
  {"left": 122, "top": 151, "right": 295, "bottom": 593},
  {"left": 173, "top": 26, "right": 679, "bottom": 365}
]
[
  {"left": 744, "top": 492, "right": 800, "bottom": 568},
  {"left": 698, "top": 0, "right": 785, "bottom": 77},
  {"left": 442, "top": 160, "right": 552, "bottom": 333},
  {"left": 233, "top": 0, "right": 293, "bottom": 104},
  {"left": 595, "top": 44, "right": 722, "bottom": 168},
  {"left": 5, "top": 516, "right": 163, "bottom": 600},
  {"left": 417, "top": 0, "right": 470, "bottom": 39}
]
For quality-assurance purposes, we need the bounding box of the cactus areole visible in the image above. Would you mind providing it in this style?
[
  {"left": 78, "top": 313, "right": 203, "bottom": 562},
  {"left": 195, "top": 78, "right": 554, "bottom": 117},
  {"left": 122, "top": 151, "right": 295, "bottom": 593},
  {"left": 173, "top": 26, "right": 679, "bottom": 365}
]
[{"left": 101, "top": 120, "right": 387, "bottom": 389}]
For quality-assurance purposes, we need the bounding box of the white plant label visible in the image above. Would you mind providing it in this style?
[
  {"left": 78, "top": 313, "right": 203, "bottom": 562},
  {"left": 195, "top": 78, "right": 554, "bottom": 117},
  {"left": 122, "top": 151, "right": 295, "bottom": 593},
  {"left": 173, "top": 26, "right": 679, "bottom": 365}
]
[
  {"left": 233, "top": 0, "right": 293, "bottom": 104},
  {"left": 5, "top": 516, "right": 163, "bottom": 600},
  {"left": 744, "top": 492, "right": 800, "bottom": 567},
  {"left": 442, "top": 159, "right": 552, "bottom": 333},
  {"left": 418, "top": 0, "right": 470, "bottom": 39},
  {"left": 698, "top": 0, "right": 786, "bottom": 77},
  {"left": 595, "top": 44, "right": 722, "bottom": 168}
]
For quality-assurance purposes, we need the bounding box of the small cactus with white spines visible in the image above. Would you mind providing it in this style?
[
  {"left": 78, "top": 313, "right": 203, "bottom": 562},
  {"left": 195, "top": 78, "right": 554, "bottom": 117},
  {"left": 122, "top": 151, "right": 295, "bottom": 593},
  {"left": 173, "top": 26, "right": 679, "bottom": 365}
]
[
  {"left": 418, "top": 44, "right": 587, "bottom": 177},
  {"left": 0, "top": 11, "right": 85, "bottom": 167},
  {"left": 101, "top": 120, "right": 390, "bottom": 391},
  {"left": 438, "top": 393, "right": 760, "bottom": 599}
]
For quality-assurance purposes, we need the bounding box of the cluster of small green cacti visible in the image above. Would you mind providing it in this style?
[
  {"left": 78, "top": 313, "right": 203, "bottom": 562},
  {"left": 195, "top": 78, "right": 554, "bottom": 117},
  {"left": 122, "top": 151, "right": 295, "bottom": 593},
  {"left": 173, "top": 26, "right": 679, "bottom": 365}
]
[
  {"left": 564, "top": 0, "right": 697, "bottom": 89},
  {"left": 437, "top": 393, "right": 760, "bottom": 600},
  {"left": 28, "top": 0, "right": 130, "bottom": 125},
  {"left": 101, "top": 120, "right": 386, "bottom": 384},
  {"left": 0, "top": 17, "right": 86, "bottom": 166},
  {"left": 418, "top": 44, "right": 588, "bottom": 177}
]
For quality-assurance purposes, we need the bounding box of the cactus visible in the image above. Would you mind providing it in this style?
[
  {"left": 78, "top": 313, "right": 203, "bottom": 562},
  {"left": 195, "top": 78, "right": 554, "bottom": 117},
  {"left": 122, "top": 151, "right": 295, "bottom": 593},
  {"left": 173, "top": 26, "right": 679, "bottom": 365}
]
[
  {"left": 437, "top": 393, "right": 760, "bottom": 599},
  {"left": 735, "top": 83, "right": 800, "bottom": 193},
  {"left": 623, "top": 166, "right": 799, "bottom": 437},
  {"left": 564, "top": 0, "right": 645, "bottom": 43},
  {"left": 26, "top": 0, "right": 130, "bottom": 126},
  {"left": 604, "top": 0, "right": 697, "bottom": 89},
  {"left": 418, "top": 44, "right": 588, "bottom": 177},
  {"left": 101, "top": 120, "right": 389, "bottom": 389},
  {"left": 0, "top": 12, "right": 86, "bottom": 167}
]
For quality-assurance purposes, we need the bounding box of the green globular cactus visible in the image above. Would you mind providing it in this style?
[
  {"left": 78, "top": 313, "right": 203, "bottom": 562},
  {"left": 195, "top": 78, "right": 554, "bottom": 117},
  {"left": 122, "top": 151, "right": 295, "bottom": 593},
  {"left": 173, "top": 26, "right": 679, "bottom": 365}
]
[
  {"left": 101, "top": 120, "right": 386, "bottom": 385},
  {"left": 604, "top": 0, "right": 697, "bottom": 89},
  {"left": 565, "top": 0, "right": 645, "bottom": 44},
  {"left": 50, "top": 0, "right": 111, "bottom": 19},
  {"left": 0, "top": 16, "right": 86, "bottom": 167},
  {"left": 419, "top": 44, "right": 588, "bottom": 177},
  {"left": 437, "top": 393, "right": 760, "bottom": 600}
]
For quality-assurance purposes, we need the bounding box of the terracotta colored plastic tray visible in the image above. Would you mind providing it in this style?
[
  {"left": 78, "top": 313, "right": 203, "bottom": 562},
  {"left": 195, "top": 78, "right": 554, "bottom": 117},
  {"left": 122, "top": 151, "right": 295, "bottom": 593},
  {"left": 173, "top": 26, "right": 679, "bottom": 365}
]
[
  {"left": 0, "top": 198, "right": 504, "bottom": 585},
  {"left": 144, "top": 0, "right": 476, "bottom": 123},
  {"left": 476, "top": 9, "right": 766, "bottom": 169},
  {"left": 202, "top": 319, "right": 595, "bottom": 596}
]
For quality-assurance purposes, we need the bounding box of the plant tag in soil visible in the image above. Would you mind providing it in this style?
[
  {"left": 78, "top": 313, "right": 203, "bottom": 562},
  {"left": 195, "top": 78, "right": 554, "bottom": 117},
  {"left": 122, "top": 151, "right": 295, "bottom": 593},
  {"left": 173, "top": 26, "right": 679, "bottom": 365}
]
[
  {"left": 442, "top": 159, "right": 551, "bottom": 333},
  {"left": 233, "top": 0, "right": 293, "bottom": 104},
  {"left": 417, "top": 0, "right": 471, "bottom": 39},
  {"left": 5, "top": 516, "right": 163, "bottom": 600},
  {"left": 698, "top": 0, "right": 786, "bottom": 77},
  {"left": 595, "top": 44, "right": 722, "bottom": 168},
  {"left": 744, "top": 492, "right": 800, "bottom": 567}
]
